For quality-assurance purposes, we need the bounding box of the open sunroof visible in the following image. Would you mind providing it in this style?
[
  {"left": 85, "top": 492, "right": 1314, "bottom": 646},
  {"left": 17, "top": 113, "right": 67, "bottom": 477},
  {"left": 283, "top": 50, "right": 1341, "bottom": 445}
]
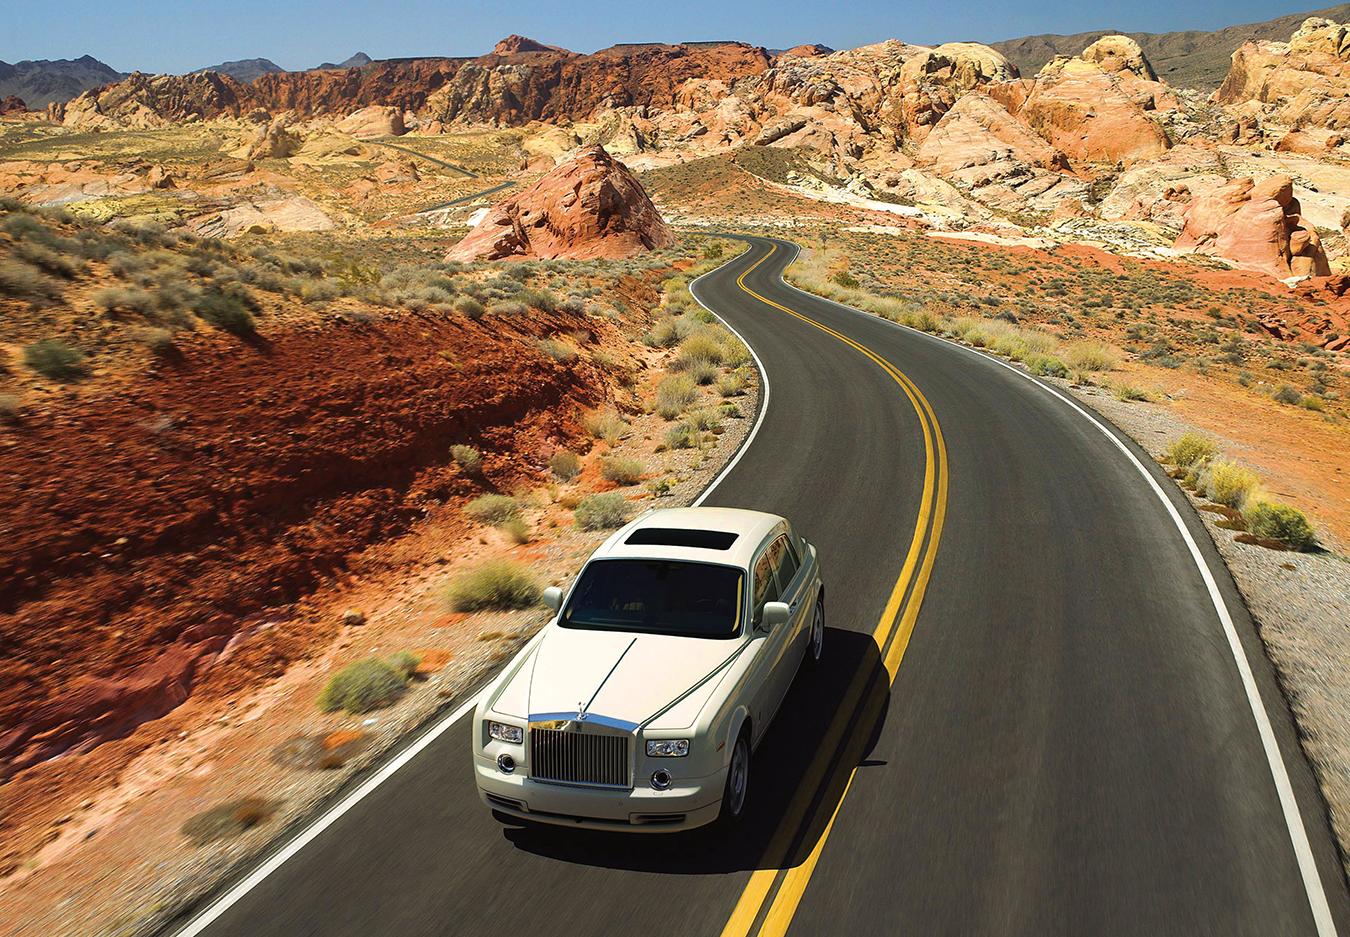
[{"left": 625, "top": 528, "right": 739, "bottom": 550}]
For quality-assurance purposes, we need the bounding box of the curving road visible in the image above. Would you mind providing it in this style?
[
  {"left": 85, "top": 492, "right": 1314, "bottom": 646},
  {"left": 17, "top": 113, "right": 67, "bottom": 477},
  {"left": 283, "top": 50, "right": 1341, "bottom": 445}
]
[{"left": 171, "top": 235, "right": 1350, "bottom": 937}]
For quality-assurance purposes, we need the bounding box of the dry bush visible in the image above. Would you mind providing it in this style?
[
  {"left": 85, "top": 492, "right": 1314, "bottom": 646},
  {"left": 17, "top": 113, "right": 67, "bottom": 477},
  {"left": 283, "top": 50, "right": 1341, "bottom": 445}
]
[
  {"left": 181, "top": 798, "right": 278, "bottom": 846},
  {"left": 656, "top": 375, "right": 698, "bottom": 420},
  {"left": 317, "top": 658, "right": 408, "bottom": 714},
  {"left": 22, "top": 340, "right": 85, "bottom": 380},
  {"left": 574, "top": 492, "right": 629, "bottom": 530},
  {"left": 549, "top": 450, "right": 582, "bottom": 480},
  {"left": 1063, "top": 341, "right": 1122, "bottom": 372},
  {"left": 1202, "top": 461, "right": 1259, "bottom": 509},
  {"left": 465, "top": 494, "right": 520, "bottom": 526},
  {"left": 451, "top": 444, "right": 482, "bottom": 474},
  {"left": 582, "top": 409, "right": 627, "bottom": 445},
  {"left": 1162, "top": 432, "right": 1217, "bottom": 468},
  {"left": 716, "top": 372, "right": 746, "bottom": 397},
  {"left": 443, "top": 559, "right": 542, "bottom": 610},
  {"left": 600, "top": 456, "right": 644, "bottom": 485}
]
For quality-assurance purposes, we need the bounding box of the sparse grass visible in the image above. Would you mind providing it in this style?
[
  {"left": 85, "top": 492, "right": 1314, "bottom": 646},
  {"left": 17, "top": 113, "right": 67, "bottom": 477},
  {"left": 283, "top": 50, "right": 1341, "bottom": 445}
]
[
  {"left": 1114, "top": 383, "right": 1149, "bottom": 401},
  {"left": 1202, "top": 461, "right": 1259, "bottom": 510},
  {"left": 1163, "top": 432, "right": 1218, "bottom": 469},
  {"left": 317, "top": 658, "right": 409, "bottom": 714},
  {"left": 574, "top": 492, "right": 629, "bottom": 530},
  {"left": 549, "top": 450, "right": 581, "bottom": 481},
  {"left": 685, "top": 360, "right": 718, "bottom": 385},
  {"left": 451, "top": 444, "right": 482, "bottom": 474},
  {"left": 600, "top": 456, "right": 644, "bottom": 485},
  {"left": 716, "top": 373, "right": 746, "bottom": 397},
  {"left": 656, "top": 374, "right": 698, "bottom": 419},
  {"left": 465, "top": 494, "right": 520, "bottom": 526},
  {"left": 582, "top": 409, "right": 627, "bottom": 445},
  {"left": 443, "top": 559, "right": 542, "bottom": 611},
  {"left": 1063, "top": 342, "right": 1122, "bottom": 372},
  {"left": 22, "top": 339, "right": 86, "bottom": 380},
  {"left": 1244, "top": 500, "right": 1317, "bottom": 551},
  {"left": 537, "top": 338, "right": 576, "bottom": 362}
]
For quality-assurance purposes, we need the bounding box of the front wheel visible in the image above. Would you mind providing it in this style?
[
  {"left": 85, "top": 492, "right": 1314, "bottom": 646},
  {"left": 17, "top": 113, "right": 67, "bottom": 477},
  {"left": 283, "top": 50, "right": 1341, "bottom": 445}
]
[
  {"left": 808, "top": 594, "right": 824, "bottom": 664},
  {"left": 719, "top": 730, "right": 751, "bottom": 828}
]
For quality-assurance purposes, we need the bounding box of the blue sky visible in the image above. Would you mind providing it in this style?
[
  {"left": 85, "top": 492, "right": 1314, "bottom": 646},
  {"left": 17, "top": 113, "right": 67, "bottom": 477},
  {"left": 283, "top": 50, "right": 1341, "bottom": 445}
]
[{"left": 1, "top": 0, "right": 1332, "bottom": 73}]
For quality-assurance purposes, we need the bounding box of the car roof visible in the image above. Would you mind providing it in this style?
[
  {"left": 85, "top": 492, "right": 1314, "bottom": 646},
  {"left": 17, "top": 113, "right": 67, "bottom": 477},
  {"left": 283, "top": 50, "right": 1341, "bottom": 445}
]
[{"left": 591, "top": 507, "right": 786, "bottom": 570}]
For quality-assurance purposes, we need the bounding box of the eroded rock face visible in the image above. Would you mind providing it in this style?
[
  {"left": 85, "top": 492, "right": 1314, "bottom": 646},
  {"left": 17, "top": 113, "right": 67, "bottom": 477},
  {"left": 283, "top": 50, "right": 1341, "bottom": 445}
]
[
  {"left": 334, "top": 104, "right": 404, "bottom": 138},
  {"left": 446, "top": 145, "right": 673, "bottom": 261},
  {"left": 1080, "top": 35, "right": 1158, "bottom": 81},
  {"left": 1217, "top": 18, "right": 1350, "bottom": 129},
  {"left": 0, "top": 95, "right": 28, "bottom": 116},
  {"left": 1174, "top": 174, "right": 1332, "bottom": 279}
]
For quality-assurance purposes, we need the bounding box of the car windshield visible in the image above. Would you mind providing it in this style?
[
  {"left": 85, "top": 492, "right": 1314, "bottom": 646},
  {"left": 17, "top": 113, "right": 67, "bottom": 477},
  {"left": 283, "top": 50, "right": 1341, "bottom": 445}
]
[{"left": 560, "top": 559, "right": 745, "bottom": 639}]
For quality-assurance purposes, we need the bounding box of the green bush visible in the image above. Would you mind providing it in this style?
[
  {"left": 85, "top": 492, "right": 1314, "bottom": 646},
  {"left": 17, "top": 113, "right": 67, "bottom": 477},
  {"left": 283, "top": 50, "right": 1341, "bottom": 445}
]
[
  {"left": 443, "top": 559, "right": 542, "bottom": 610},
  {"left": 642, "top": 317, "right": 682, "bottom": 348},
  {"left": 664, "top": 422, "right": 697, "bottom": 449},
  {"left": 549, "top": 450, "right": 581, "bottom": 480},
  {"left": 686, "top": 359, "right": 719, "bottom": 385},
  {"left": 318, "top": 658, "right": 408, "bottom": 713},
  {"left": 195, "top": 289, "right": 255, "bottom": 334},
  {"left": 1026, "top": 355, "right": 1068, "bottom": 378},
  {"left": 1272, "top": 384, "right": 1302, "bottom": 406},
  {"left": 451, "top": 444, "right": 482, "bottom": 474},
  {"left": 831, "top": 270, "right": 859, "bottom": 288},
  {"left": 679, "top": 331, "right": 726, "bottom": 365},
  {"left": 386, "top": 651, "right": 422, "bottom": 679},
  {"left": 465, "top": 494, "right": 520, "bottom": 526},
  {"left": 687, "top": 407, "right": 723, "bottom": 431},
  {"left": 22, "top": 339, "right": 86, "bottom": 380},
  {"left": 1202, "top": 461, "right": 1259, "bottom": 509},
  {"left": 600, "top": 456, "right": 644, "bottom": 485},
  {"left": 716, "top": 372, "right": 746, "bottom": 397},
  {"left": 1244, "top": 501, "right": 1317, "bottom": 551},
  {"left": 455, "top": 296, "right": 485, "bottom": 320},
  {"left": 574, "top": 492, "right": 630, "bottom": 530},
  {"left": 656, "top": 374, "right": 698, "bottom": 419},
  {"left": 1162, "top": 432, "right": 1217, "bottom": 468}
]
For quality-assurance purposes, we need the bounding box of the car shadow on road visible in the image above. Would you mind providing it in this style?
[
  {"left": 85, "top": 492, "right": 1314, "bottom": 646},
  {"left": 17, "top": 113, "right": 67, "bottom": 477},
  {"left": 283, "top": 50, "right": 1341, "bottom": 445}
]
[{"left": 501, "top": 626, "right": 890, "bottom": 874}]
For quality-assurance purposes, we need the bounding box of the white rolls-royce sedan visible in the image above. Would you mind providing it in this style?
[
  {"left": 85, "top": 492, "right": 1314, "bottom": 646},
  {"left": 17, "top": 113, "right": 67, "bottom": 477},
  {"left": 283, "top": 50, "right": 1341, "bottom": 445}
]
[{"left": 472, "top": 506, "right": 824, "bottom": 831}]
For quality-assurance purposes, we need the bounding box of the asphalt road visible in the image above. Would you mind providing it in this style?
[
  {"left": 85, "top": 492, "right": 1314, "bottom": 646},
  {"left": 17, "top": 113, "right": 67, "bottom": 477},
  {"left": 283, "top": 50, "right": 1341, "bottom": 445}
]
[{"left": 174, "top": 235, "right": 1350, "bottom": 937}]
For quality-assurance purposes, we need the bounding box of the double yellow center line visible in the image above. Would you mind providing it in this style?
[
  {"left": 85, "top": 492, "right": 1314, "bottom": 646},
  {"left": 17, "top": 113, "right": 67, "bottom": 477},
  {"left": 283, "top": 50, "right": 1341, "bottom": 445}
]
[{"left": 718, "top": 242, "right": 949, "bottom": 937}]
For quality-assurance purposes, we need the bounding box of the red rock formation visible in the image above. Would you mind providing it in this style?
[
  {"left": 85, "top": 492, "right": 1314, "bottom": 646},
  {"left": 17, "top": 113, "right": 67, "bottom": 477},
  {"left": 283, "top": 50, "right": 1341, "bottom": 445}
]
[
  {"left": 1217, "top": 18, "right": 1350, "bottom": 129},
  {"left": 446, "top": 145, "right": 674, "bottom": 261},
  {"left": 493, "top": 35, "right": 571, "bottom": 55},
  {"left": 0, "top": 95, "right": 28, "bottom": 116},
  {"left": 1174, "top": 175, "right": 1331, "bottom": 279}
]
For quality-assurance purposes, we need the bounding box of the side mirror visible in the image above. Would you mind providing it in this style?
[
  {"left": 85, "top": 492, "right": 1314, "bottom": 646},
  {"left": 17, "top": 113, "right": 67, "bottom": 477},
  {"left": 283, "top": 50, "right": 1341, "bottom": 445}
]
[
  {"left": 762, "top": 601, "right": 790, "bottom": 628},
  {"left": 542, "top": 586, "right": 563, "bottom": 611}
]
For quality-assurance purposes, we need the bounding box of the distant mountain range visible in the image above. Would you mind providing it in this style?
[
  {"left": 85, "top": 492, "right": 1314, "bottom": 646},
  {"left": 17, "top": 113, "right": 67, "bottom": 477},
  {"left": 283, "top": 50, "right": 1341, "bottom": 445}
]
[
  {"left": 991, "top": 2, "right": 1350, "bottom": 89},
  {"left": 193, "top": 52, "right": 372, "bottom": 82},
  {"left": 314, "top": 52, "right": 372, "bottom": 71},
  {"left": 0, "top": 54, "right": 125, "bottom": 109}
]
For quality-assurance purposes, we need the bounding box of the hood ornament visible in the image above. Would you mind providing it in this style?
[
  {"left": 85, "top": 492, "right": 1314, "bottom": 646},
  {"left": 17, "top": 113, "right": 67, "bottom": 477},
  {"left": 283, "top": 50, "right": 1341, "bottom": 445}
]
[{"left": 576, "top": 701, "right": 589, "bottom": 722}]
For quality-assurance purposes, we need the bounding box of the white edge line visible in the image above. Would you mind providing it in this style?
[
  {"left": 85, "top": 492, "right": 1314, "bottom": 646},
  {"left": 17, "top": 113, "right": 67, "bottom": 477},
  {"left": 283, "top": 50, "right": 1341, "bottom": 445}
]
[
  {"left": 765, "top": 236, "right": 1338, "bottom": 936},
  {"left": 688, "top": 242, "right": 777, "bottom": 507},
  {"left": 172, "top": 243, "right": 774, "bottom": 936}
]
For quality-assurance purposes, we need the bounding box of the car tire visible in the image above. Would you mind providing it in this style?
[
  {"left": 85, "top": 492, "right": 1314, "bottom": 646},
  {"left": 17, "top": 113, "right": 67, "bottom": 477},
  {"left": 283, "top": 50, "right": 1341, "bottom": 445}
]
[
  {"left": 719, "top": 729, "right": 751, "bottom": 828},
  {"left": 808, "top": 594, "right": 825, "bottom": 664}
]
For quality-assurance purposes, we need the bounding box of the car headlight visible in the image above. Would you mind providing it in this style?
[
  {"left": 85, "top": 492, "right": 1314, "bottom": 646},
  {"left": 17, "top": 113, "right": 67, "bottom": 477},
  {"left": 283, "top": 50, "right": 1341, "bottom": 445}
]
[
  {"left": 646, "top": 739, "right": 689, "bottom": 757},
  {"left": 489, "top": 721, "right": 523, "bottom": 744}
]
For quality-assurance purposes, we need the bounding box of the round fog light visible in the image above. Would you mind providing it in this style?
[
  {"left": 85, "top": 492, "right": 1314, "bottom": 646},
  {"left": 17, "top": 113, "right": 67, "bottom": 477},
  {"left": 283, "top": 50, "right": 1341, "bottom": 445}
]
[
  {"left": 650, "top": 768, "right": 672, "bottom": 791},
  {"left": 497, "top": 753, "right": 516, "bottom": 774}
]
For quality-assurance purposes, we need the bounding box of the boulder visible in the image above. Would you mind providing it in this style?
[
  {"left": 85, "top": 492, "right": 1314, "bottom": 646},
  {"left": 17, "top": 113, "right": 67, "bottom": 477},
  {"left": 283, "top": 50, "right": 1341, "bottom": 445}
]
[
  {"left": 445, "top": 144, "right": 674, "bottom": 262},
  {"left": 335, "top": 105, "right": 405, "bottom": 138},
  {"left": 0, "top": 95, "right": 28, "bottom": 116},
  {"left": 1217, "top": 19, "right": 1350, "bottom": 129},
  {"left": 1080, "top": 35, "right": 1158, "bottom": 81},
  {"left": 373, "top": 159, "right": 419, "bottom": 183},
  {"left": 1174, "top": 175, "right": 1332, "bottom": 279}
]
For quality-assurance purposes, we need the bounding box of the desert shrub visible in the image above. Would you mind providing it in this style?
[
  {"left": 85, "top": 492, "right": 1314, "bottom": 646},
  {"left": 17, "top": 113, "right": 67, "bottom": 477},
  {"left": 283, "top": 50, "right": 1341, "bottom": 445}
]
[
  {"left": 1115, "top": 383, "right": 1148, "bottom": 401},
  {"left": 195, "top": 289, "right": 255, "bottom": 334},
  {"left": 0, "top": 260, "right": 62, "bottom": 302},
  {"left": 560, "top": 296, "right": 586, "bottom": 314},
  {"left": 16, "top": 241, "right": 83, "bottom": 278},
  {"left": 502, "top": 517, "right": 532, "bottom": 544},
  {"left": 22, "top": 340, "right": 86, "bottom": 380},
  {"left": 549, "top": 450, "right": 581, "bottom": 480},
  {"left": 686, "top": 359, "right": 719, "bottom": 385},
  {"left": 1063, "top": 341, "right": 1121, "bottom": 372},
  {"left": 488, "top": 299, "right": 528, "bottom": 316},
  {"left": 519, "top": 288, "right": 558, "bottom": 312},
  {"left": 664, "top": 421, "right": 697, "bottom": 449},
  {"left": 831, "top": 270, "right": 859, "bottom": 288},
  {"left": 537, "top": 338, "right": 576, "bottom": 362},
  {"left": 132, "top": 326, "right": 176, "bottom": 354},
  {"left": 93, "top": 286, "right": 156, "bottom": 316},
  {"left": 679, "top": 330, "right": 726, "bottom": 365},
  {"left": 1244, "top": 501, "right": 1317, "bottom": 551},
  {"left": 687, "top": 407, "right": 723, "bottom": 431},
  {"left": 1, "top": 212, "right": 52, "bottom": 242},
  {"left": 443, "top": 559, "right": 541, "bottom": 610},
  {"left": 574, "top": 492, "right": 629, "bottom": 530},
  {"left": 656, "top": 374, "right": 698, "bottom": 419},
  {"left": 719, "top": 401, "right": 743, "bottom": 418},
  {"left": 716, "top": 372, "right": 746, "bottom": 397},
  {"left": 0, "top": 394, "right": 20, "bottom": 419},
  {"left": 1302, "top": 397, "right": 1326, "bottom": 412},
  {"left": 465, "top": 494, "right": 520, "bottom": 526},
  {"left": 1202, "top": 461, "right": 1259, "bottom": 509},
  {"left": 582, "top": 408, "right": 627, "bottom": 445},
  {"left": 1162, "top": 432, "right": 1217, "bottom": 468},
  {"left": 318, "top": 658, "right": 408, "bottom": 713},
  {"left": 454, "top": 296, "right": 485, "bottom": 319},
  {"left": 386, "top": 651, "right": 422, "bottom": 679},
  {"left": 451, "top": 444, "right": 481, "bottom": 474},
  {"left": 1026, "top": 355, "right": 1067, "bottom": 378},
  {"left": 642, "top": 316, "right": 682, "bottom": 348},
  {"left": 600, "top": 456, "right": 644, "bottom": 485},
  {"left": 181, "top": 797, "right": 278, "bottom": 846},
  {"left": 1272, "top": 384, "right": 1303, "bottom": 406}
]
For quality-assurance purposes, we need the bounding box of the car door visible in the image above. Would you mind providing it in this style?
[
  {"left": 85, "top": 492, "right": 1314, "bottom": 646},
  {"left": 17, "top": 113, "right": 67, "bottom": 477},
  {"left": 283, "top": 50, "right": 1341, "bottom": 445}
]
[
  {"left": 747, "top": 537, "right": 791, "bottom": 745},
  {"left": 773, "top": 533, "right": 811, "bottom": 666}
]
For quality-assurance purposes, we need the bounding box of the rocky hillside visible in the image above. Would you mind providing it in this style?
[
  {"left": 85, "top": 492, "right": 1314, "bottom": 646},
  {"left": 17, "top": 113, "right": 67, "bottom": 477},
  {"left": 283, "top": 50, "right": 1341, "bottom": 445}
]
[
  {"left": 0, "top": 55, "right": 125, "bottom": 109},
  {"left": 992, "top": 3, "right": 1350, "bottom": 89},
  {"left": 192, "top": 57, "right": 286, "bottom": 83}
]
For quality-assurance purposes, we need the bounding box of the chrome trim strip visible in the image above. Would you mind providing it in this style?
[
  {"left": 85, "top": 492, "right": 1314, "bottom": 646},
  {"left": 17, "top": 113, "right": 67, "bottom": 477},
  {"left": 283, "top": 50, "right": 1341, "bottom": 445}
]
[{"left": 528, "top": 712, "right": 639, "bottom": 733}]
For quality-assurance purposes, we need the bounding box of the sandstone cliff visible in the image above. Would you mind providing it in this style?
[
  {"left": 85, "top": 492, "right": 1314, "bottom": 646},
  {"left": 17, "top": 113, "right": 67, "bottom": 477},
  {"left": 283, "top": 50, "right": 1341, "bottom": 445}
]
[
  {"left": 1174, "top": 174, "right": 1332, "bottom": 279},
  {"left": 1217, "top": 17, "right": 1350, "bottom": 129}
]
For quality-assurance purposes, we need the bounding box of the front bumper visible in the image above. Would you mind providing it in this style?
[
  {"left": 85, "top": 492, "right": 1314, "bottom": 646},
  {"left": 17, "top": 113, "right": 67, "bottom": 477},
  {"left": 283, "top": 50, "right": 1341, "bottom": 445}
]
[{"left": 474, "top": 756, "right": 727, "bottom": 832}]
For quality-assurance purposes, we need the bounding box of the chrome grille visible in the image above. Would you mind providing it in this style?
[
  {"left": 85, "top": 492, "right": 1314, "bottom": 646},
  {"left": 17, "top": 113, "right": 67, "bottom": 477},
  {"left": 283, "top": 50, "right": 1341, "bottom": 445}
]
[{"left": 530, "top": 728, "right": 630, "bottom": 788}]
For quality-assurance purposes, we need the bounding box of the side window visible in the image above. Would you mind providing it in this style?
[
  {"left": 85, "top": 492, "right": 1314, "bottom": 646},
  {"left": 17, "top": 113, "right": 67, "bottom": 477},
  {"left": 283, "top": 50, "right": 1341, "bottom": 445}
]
[
  {"left": 775, "top": 536, "right": 801, "bottom": 591},
  {"left": 752, "top": 546, "right": 780, "bottom": 623}
]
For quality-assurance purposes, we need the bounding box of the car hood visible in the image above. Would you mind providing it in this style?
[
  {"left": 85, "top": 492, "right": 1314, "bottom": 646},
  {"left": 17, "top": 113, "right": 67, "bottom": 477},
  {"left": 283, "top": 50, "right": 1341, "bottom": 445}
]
[{"left": 527, "top": 626, "right": 743, "bottom": 727}]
